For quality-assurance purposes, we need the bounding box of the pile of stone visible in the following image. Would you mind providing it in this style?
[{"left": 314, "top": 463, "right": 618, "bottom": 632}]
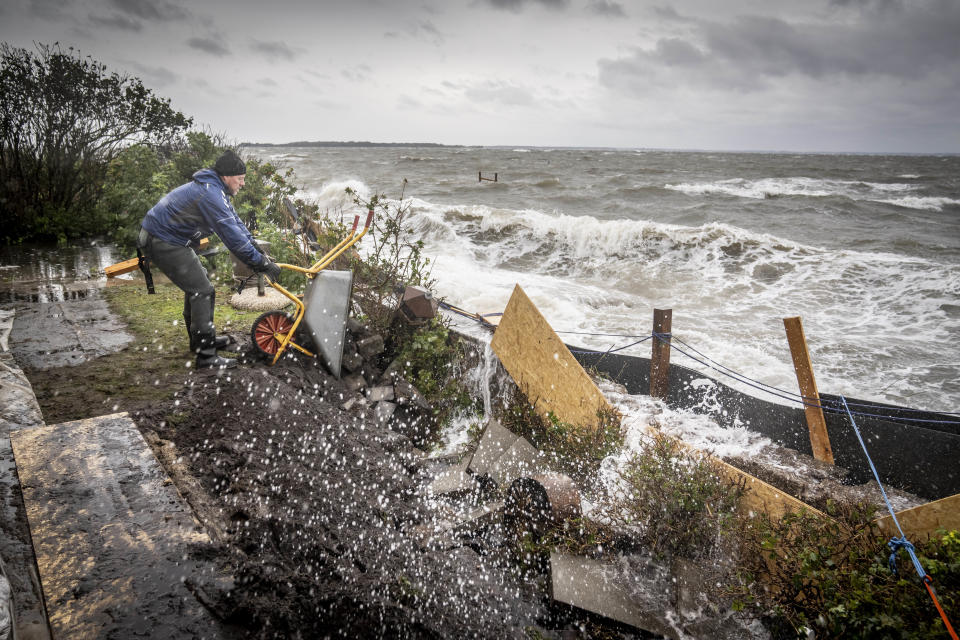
[{"left": 338, "top": 286, "right": 439, "bottom": 444}]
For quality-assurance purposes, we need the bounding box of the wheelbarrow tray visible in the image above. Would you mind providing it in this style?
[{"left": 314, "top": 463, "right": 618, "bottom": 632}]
[{"left": 301, "top": 269, "right": 354, "bottom": 378}]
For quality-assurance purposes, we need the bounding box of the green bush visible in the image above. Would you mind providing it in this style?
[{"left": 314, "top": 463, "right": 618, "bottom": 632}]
[
  {"left": 733, "top": 502, "right": 960, "bottom": 639},
  {"left": 390, "top": 318, "right": 473, "bottom": 435},
  {"left": 0, "top": 42, "right": 190, "bottom": 242},
  {"left": 499, "top": 388, "right": 625, "bottom": 485},
  {"left": 593, "top": 428, "right": 744, "bottom": 559},
  {"left": 346, "top": 183, "right": 435, "bottom": 334}
]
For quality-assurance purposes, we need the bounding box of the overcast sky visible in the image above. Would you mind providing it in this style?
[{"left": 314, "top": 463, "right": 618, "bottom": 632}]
[{"left": 1, "top": 0, "right": 958, "bottom": 153}]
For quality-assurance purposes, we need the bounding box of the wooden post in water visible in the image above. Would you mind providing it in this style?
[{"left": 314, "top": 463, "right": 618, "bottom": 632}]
[
  {"left": 783, "top": 316, "right": 834, "bottom": 464},
  {"left": 650, "top": 309, "right": 672, "bottom": 399}
]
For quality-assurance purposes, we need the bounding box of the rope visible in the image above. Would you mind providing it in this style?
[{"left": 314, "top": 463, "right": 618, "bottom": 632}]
[
  {"left": 840, "top": 396, "right": 958, "bottom": 640},
  {"left": 436, "top": 298, "right": 960, "bottom": 426},
  {"left": 568, "top": 335, "right": 653, "bottom": 355}
]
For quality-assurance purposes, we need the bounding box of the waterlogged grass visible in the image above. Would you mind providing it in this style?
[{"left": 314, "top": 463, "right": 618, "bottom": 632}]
[{"left": 27, "top": 281, "right": 261, "bottom": 424}]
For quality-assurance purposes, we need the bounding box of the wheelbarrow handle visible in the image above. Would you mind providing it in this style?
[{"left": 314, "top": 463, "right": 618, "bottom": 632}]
[
  {"left": 350, "top": 214, "right": 359, "bottom": 234},
  {"left": 365, "top": 209, "right": 374, "bottom": 228}
]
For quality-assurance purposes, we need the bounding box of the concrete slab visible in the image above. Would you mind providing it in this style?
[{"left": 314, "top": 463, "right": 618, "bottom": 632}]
[
  {"left": 9, "top": 413, "right": 232, "bottom": 640},
  {"left": 9, "top": 299, "right": 133, "bottom": 370},
  {"left": 467, "top": 419, "right": 520, "bottom": 477},
  {"left": 488, "top": 436, "right": 547, "bottom": 487},
  {"left": 426, "top": 460, "right": 475, "bottom": 497},
  {"left": 0, "top": 309, "right": 13, "bottom": 352},
  {"left": 0, "top": 354, "right": 44, "bottom": 431},
  {"left": 550, "top": 553, "right": 676, "bottom": 638},
  {"left": 0, "top": 349, "right": 49, "bottom": 640}
]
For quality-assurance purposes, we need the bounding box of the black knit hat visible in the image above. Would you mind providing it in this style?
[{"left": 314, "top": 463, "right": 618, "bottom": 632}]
[{"left": 213, "top": 150, "right": 246, "bottom": 176}]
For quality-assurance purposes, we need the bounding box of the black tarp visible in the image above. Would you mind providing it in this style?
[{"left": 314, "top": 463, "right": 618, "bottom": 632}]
[{"left": 571, "top": 347, "right": 960, "bottom": 501}]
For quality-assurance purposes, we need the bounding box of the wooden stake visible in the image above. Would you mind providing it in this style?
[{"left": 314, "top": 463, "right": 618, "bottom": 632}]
[
  {"left": 783, "top": 316, "right": 834, "bottom": 464},
  {"left": 650, "top": 309, "right": 672, "bottom": 399}
]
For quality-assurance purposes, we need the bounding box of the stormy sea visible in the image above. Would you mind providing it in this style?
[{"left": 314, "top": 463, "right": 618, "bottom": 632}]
[{"left": 248, "top": 144, "right": 960, "bottom": 416}]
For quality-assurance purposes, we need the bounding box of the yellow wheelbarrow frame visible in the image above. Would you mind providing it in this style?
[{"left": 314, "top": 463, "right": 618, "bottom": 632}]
[{"left": 251, "top": 209, "right": 373, "bottom": 367}]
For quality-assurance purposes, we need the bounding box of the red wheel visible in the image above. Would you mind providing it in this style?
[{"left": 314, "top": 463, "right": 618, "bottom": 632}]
[{"left": 251, "top": 311, "right": 295, "bottom": 359}]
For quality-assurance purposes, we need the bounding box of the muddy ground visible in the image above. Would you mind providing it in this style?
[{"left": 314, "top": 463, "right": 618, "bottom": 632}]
[{"left": 121, "top": 337, "right": 637, "bottom": 639}]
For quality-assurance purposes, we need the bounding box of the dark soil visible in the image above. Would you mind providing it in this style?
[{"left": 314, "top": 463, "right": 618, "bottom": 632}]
[{"left": 130, "top": 345, "right": 563, "bottom": 639}]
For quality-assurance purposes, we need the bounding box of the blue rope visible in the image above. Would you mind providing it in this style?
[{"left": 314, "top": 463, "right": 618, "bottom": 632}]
[{"left": 839, "top": 395, "right": 931, "bottom": 584}]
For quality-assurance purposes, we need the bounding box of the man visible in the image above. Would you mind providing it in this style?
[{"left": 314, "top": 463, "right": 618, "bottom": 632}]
[{"left": 138, "top": 150, "right": 281, "bottom": 369}]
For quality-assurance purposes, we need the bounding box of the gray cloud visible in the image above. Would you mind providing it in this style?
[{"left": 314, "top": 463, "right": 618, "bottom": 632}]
[
  {"left": 464, "top": 80, "right": 535, "bottom": 106},
  {"left": 188, "top": 37, "right": 230, "bottom": 57},
  {"left": 28, "top": 0, "right": 72, "bottom": 20},
  {"left": 108, "top": 0, "right": 187, "bottom": 21},
  {"left": 385, "top": 19, "right": 445, "bottom": 46},
  {"left": 341, "top": 64, "right": 373, "bottom": 82},
  {"left": 251, "top": 40, "right": 298, "bottom": 62},
  {"left": 125, "top": 61, "right": 178, "bottom": 87},
  {"left": 587, "top": 0, "right": 625, "bottom": 17},
  {"left": 89, "top": 13, "right": 142, "bottom": 31},
  {"left": 599, "top": 0, "right": 960, "bottom": 96},
  {"left": 479, "top": 0, "right": 569, "bottom": 12}
]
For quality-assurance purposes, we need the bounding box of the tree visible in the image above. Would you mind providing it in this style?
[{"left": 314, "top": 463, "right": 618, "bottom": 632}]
[{"left": 0, "top": 42, "right": 192, "bottom": 242}]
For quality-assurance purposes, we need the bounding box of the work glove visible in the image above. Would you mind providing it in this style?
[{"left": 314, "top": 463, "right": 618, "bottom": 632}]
[{"left": 255, "top": 258, "right": 282, "bottom": 282}]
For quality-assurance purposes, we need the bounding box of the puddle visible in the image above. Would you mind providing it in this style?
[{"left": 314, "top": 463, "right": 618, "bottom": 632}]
[
  {"left": 0, "top": 239, "right": 136, "bottom": 368},
  {"left": 0, "top": 239, "right": 127, "bottom": 303}
]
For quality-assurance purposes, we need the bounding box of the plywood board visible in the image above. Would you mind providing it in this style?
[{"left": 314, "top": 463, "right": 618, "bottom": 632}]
[
  {"left": 715, "top": 459, "right": 826, "bottom": 521},
  {"left": 491, "top": 285, "right": 612, "bottom": 430},
  {"left": 10, "top": 413, "right": 230, "bottom": 640},
  {"left": 876, "top": 492, "right": 960, "bottom": 540}
]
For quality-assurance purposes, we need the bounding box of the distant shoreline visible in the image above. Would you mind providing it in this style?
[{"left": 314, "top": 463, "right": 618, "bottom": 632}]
[
  {"left": 240, "top": 141, "right": 958, "bottom": 156},
  {"left": 242, "top": 141, "right": 447, "bottom": 148}
]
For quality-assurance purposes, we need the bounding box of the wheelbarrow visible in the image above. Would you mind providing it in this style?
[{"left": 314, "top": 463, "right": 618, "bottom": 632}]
[{"left": 248, "top": 209, "right": 373, "bottom": 377}]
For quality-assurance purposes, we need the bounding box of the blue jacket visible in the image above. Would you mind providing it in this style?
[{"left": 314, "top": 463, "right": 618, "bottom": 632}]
[{"left": 141, "top": 169, "right": 267, "bottom": 268}]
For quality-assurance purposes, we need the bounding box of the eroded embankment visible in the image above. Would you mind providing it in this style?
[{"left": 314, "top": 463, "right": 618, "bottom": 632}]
[{"left": 131, "top": 356, "right": 564, "bottom": 639}]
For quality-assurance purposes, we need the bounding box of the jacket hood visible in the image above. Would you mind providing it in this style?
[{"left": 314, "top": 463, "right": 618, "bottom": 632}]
[{"left": 192, "top": 168, "right": 226, "bottom": 189}]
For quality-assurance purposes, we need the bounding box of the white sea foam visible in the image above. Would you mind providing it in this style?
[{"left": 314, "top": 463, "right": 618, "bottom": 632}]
[
  {"left": 874, "top": 196, "right": 960, "bottom": 211},
  {"left": 256, "top": 146, "right": 960, "bottom": 413},
  {"left": 301, "top": 179, "right": 370, "bottom": 213},
  {"left": 664, "top": 176, "right": 919, "bottom": 201},
  {"left": 396, "top": 196, "right": 959, "bottom": 412}
]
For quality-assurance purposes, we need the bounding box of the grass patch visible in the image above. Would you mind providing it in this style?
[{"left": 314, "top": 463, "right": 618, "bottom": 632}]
[{"left": 26, "top": 280, "right": 262, "bottom": 424}]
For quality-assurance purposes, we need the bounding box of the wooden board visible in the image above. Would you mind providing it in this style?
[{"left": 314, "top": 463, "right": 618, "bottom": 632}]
[
  {"left": 876, "top": 492, "right": 960, "bottom": 540},
  {"left": 105, "top": 238, "right": 209, "bottom": 278},
  {"left": 716, "top": 459, "right": 825, "bottom": 521},
  {"left": 103, "top": 257, "right": 140, "bottom": 278},
  {"left": 10, "top": 413, "right": 230, "bottom": 639},
  {"left": 491, "top": 285, "right": 612, "bottom": 430}
]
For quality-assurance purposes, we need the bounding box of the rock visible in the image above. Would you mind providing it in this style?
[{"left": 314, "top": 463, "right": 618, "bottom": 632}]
[
  {"left": 394, "top": 379, "right": 429, "bottom": 410},
  {"left": 345, "top": 316, "right": 368, "bottom": 336},
  {"left": 375, "top": 401, "right": 397, "bottom": 424},
  {"left": 343, "top": 374, "right": 367, "bottom": 393},
  {"left": 427, "top": 461, "right": 475, "bottom": 497},
  {"left": 397, "top": 286, "right": 439, "bottom": 324},
  {"left": 341, "top": 395, "right": 368, "bottom": 411},
  {"left": 380, "top": 357, "right": 407, "bottom": 383},
  {"left": 367, "top": 385, "right": 395, "bottom": 403},
  {"left": 362, "top": 366, "right": 382, "bottom": 385},
  {"left": 356, "top": 335, "right": 385, "bottom": 360},
  {"left": 341, "top": 350, "right": 364, "bottom": 373}
]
